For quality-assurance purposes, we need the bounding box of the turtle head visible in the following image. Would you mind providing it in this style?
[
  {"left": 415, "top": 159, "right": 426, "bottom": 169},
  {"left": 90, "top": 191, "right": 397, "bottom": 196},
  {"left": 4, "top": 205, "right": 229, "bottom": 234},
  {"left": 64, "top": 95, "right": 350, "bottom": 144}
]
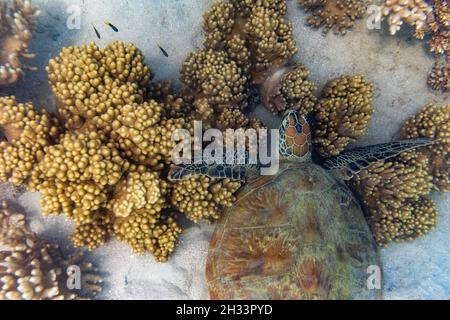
[{"left": 279, "top": 110, "right": 312, "bottom": 162}]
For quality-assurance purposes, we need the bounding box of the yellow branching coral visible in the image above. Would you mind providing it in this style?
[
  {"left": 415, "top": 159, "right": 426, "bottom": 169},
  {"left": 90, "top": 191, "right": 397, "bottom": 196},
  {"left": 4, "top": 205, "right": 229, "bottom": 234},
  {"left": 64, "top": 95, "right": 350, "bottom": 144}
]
[
  {"left": 401, "top": 103, "right": 450, "bottom": 192},
  {"left": 244, "top": 3, "right": 298, "bottom": 72},
  {"left": 182, "top": 49, "right": 249, "bottom": 109},
  {"left": 0, "top": 0, "right": 40, "bottom": 86},
  {"left": 46, "top": 41, "right": 152, "bottom": 130},
  {"left": 314, "top": 75, "right": 374, "bottom": 158},
  {"left": 37, "top": 131, "right": 129, "bottom": 225},
  {"left": 109, "top": 168, "right": 168, "bottom": 218},
  {"left": 352, "top": 151, "right": 433, "bottom": 209},
  {"left": 0, "top": 96, "right": 60, "bottom": 190},
  {"left": 70, "top": 220, "right": 108, "bottom": 252},
  {"left": 171, "top": 177, "right": 241, "bottom": 223},
  {"left": 0, "top": 201, "right": 102, "bottom": 300},
  {"left": 185, "top": 0, "right": 315, "bottom": 117},
  {"left": 113, "top": 209, "right": 182, "bottom": 262},
  {"left": 369, "top": 198, "right": 439, "bottom": 247},
  {"left": 298, "top": 0, "right": 367, "bottom": 35}
]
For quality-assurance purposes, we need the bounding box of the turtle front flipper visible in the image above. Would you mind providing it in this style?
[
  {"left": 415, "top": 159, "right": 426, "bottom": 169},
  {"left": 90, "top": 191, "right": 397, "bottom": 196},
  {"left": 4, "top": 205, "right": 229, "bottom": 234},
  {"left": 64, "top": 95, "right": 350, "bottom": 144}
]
[
  {"left": 323, "top": 138, "right": 435, "bottom": 181},
  {"left": 168, "top": 163, "right": 259, "bottom": 182}
]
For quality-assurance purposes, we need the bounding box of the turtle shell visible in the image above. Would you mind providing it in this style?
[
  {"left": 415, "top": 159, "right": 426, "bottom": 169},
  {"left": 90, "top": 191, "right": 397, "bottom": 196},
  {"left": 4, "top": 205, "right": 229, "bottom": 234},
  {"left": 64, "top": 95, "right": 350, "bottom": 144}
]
[{"left": 206, "top": 163, "right": 382, "bottom": 300}]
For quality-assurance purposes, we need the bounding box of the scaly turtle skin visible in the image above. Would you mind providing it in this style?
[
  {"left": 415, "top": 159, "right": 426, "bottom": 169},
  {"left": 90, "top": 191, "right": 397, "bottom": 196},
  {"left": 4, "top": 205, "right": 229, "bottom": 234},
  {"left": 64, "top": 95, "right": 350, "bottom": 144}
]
[{"left": 169, "top": 110, "right": 433, "bottom": 300}]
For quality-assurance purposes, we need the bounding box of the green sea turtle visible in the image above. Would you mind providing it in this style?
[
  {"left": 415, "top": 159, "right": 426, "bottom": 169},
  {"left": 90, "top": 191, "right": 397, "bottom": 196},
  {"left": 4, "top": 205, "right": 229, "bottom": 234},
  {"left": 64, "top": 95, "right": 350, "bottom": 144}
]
[{"left": 169, "top": 110, "right": 432, "bottom": 300}]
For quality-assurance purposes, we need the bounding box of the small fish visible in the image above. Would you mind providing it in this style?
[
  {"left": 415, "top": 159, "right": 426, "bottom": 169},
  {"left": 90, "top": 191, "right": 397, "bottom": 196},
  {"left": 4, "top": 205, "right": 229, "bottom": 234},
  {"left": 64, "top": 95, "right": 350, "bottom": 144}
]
[
  {"left": 157, "top": 44, "right": 169, "bottom": 58},
  {"left": 105, "top": 21, "right": 119, "bottom": 32},
  {"left": 92, "top": 24, "right": 101, "bottom": 39}
]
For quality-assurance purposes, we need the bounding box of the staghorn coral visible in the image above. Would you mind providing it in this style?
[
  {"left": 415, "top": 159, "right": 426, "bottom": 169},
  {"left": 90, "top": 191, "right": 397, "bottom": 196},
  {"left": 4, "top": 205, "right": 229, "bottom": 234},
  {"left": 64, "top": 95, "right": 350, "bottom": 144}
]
[
  {"left": 298, "top": 0, "right": 367, "bottom": 35},
  {"left": 46, "top": 41, "right": 152, "bottom": 130},
  {"left": 314, "top": 75, "right": 374, "bottom": 158},
  {"left": 0, "top": 201, "right": 102, "bottom": 300},
  {"left": 0, "top": 0, "right": 40, "bottom": 86},
  {"left": 0, "top": 96, "right": 60, "bottom": 190},
  {"left": 171, "top": 176, "right": 241, "bottom": 223},
  {"left": 378, "top": 0, "right": 432, "bottom": 37},
  {"left": 401, "top": 103, "right": 450, "bottom": 192},
  {"left": 369, "top": 197, "right": 439, "bottom": 247}
]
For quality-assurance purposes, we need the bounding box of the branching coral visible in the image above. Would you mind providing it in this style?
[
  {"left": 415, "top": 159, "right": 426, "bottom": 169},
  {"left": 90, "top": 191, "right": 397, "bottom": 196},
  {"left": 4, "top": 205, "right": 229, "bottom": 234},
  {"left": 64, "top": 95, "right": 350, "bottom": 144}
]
[
  {"left": 353, "top": 103, "right": 449, "bottom": 247},
  {"left": 0, "top": 0, "right": 40, "bottom": 86},
  {"left": 401, "top": 103, "right": 450, "bottom": 192},
  {"left": 353, "top": 151, "right": 433, "bottom": 209},
  {"left": 0, "top": 201, "right": 102, "bottom": 300},
  {"left": 113, "top": 209, "right": 182, "bottom": 262},
  {"left": 171, "top": 177, "right": 242, "bottom": 223},
  {"left": 378, "top": 0, "right": 432, "bottom": 37},
  {"left": 352, "top": 151, "right": 437, "bottom": 246},
  {"left": 298, "top": 0, "right": 367, "bottom": 35},
  {"left": 428, "top": 56, "right": 449, "bottom": 92},
  {"left": 109, "top": 167, "right": 169, "bottom": 218},
  {"left": 313, "top": 75, "right": 375, "bottom": 158},
  {"left": 369, "top": 197, "right": 439, "bottom": 246},
  {"left": 46, "top": 41, "right": 152, "bottom": 130},
  {"left": 182, "top": 49, "right": 249, "bottom": 110},
  {"left": 37, "top": 131, "right": 129, "bottom": 224},
  {"left": 0, "top": 96, "right": 60, "bottom": 190},
  {"left": 183, "top": 0, "right": 316, "bottom": 117}
]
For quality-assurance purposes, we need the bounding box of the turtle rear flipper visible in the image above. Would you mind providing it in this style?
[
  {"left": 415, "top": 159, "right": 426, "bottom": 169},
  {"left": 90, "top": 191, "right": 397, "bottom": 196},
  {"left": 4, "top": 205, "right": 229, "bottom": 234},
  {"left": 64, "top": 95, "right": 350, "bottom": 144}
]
[{"left": 323, "top": 138, "right": 435, "bottom": 181}]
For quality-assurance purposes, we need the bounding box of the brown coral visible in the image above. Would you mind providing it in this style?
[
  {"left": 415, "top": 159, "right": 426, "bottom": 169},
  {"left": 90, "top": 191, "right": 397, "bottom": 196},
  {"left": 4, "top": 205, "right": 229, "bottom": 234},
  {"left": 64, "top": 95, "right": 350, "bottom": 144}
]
[
  {"left": 370, "top": 197, "right": 439, "bottom": 247},
  {"left": 314, "top": 75, "right": 374, "bottom": 158},
  {"left": 352, "top": 151, "right": 433, "bottom": 210},
  {"left": 109, "top": 167, "right": 168, "bottom": 218},
  {"left": 171, "top": 176, "right": 241, "bottom": 223},
  {"left": 182, "top": 49, "right": 249, "bottom": 110},
  {"left": 113, "top": 209, "right": 182, "bottom": 262},
  {"left": 37, "top": 131, "right": 129, "bottom": 226},
  {"left": 0, "top": 96, "right": 60, "bottom": 190},
  {"left": 184, "top": 0, "right": 316, "bottom": 117},
  {"left": 401, "top": 103, "right": 450, "bottom": 192},
  {"left": 0, "top": 0, "right": 40, "bottom": 86},
  {"left": 0, "top": 201, "right": 102, "bottom": 300},
  {"left": 427, "top": 56, "right": 449, "bottom": 92},
  {"left": 298, "top": 0, "right": 367, "bottom": 35},
  {"left": 46, "top": 41, "right": 152, "bottom": 130}
]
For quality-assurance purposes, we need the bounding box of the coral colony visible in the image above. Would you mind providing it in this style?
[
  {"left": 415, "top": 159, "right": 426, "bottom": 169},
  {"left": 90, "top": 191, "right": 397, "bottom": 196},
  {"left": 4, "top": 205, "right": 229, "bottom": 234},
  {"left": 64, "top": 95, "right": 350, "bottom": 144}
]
[
  {"left": 0, "top": 0, "right": 39, "bottom": 86},
  {"left": 0, "top": 201, "right": 102, "bottom": 299},
  {"left": 0, "top": 0, "right": 448, "bottom": 300}
]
